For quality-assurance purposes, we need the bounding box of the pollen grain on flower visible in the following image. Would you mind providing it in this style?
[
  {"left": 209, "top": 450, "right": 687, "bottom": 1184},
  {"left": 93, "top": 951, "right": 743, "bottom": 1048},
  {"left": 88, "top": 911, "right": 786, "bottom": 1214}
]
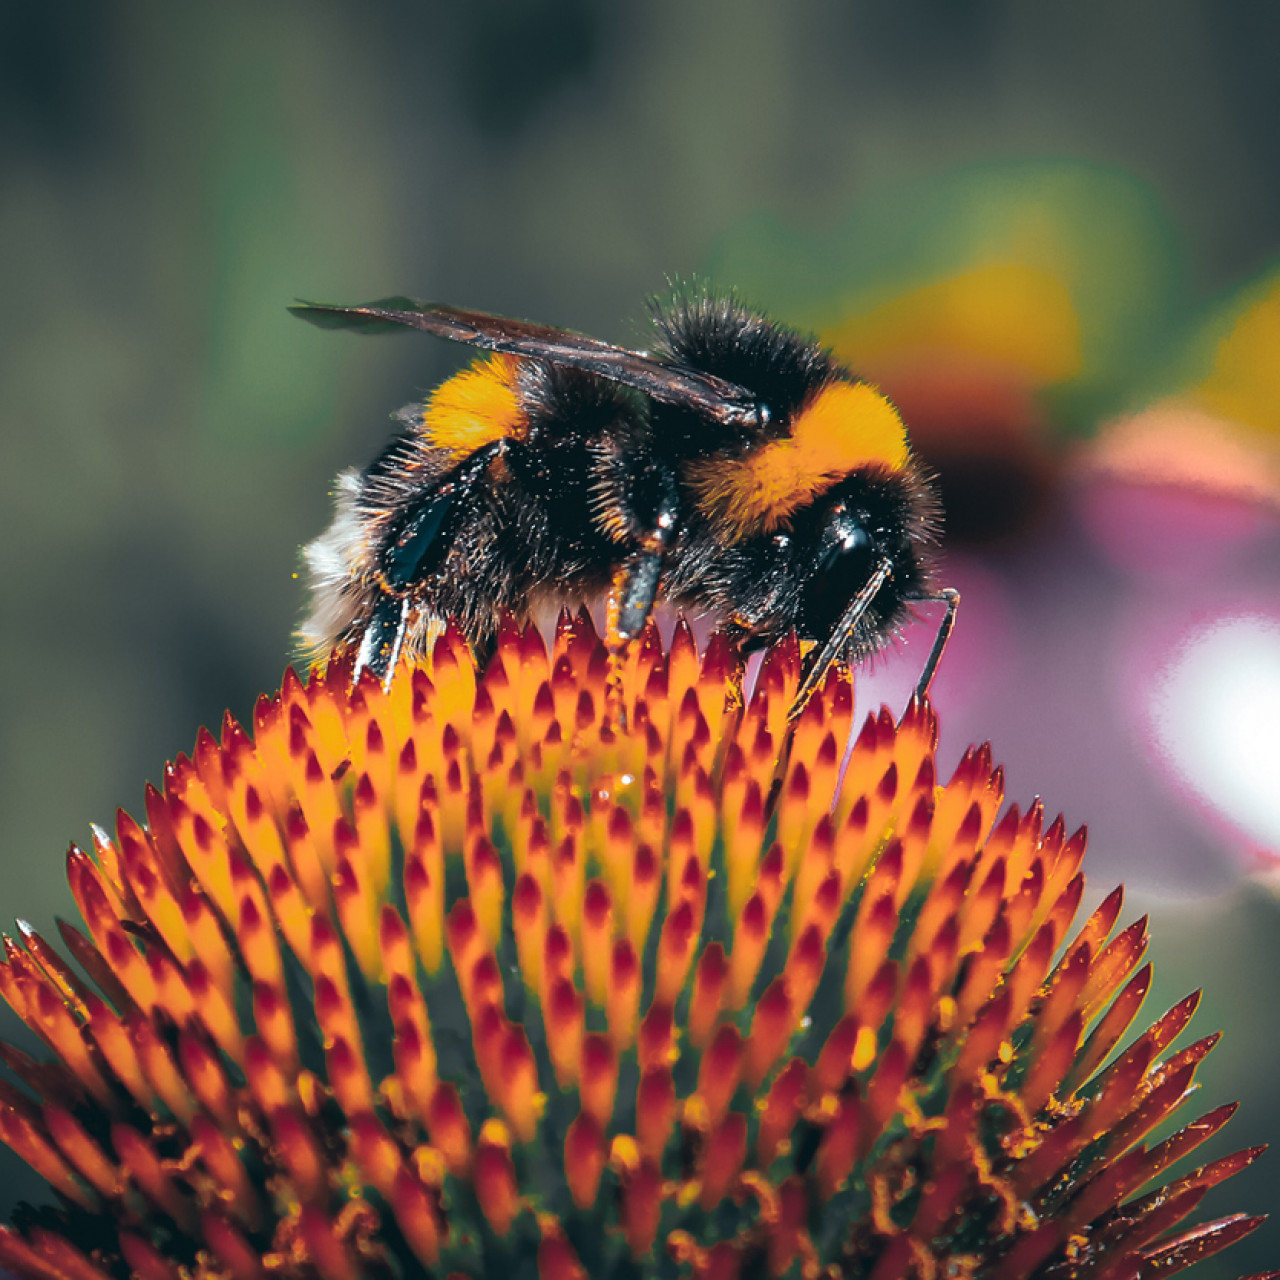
[{"left": 0, "top": 612, "right": 1269, "bottom": 1280}]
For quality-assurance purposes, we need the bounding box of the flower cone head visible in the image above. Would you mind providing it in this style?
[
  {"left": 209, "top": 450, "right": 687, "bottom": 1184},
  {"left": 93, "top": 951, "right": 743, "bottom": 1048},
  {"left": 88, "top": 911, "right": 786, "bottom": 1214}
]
[{"left": 0, "top": 613, "right": 1269, "bottom": 1280}]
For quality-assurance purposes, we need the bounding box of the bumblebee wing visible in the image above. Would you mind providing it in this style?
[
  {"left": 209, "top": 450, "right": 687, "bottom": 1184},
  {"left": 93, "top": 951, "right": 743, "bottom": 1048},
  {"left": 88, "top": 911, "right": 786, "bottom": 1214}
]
[{"left": 290, "top": 297, "right": 764, "bottom": 430}]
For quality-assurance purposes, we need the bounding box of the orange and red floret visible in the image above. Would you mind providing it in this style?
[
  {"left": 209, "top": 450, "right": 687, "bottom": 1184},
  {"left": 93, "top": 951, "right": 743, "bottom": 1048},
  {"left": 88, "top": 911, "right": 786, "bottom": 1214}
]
[{"left": 0, "top": 614, "right": 1271, "bottom": 1280}]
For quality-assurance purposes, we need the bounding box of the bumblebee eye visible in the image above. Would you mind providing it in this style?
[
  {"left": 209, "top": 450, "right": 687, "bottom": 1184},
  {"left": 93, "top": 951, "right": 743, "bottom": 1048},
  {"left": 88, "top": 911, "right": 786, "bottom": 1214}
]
[{"left": 798, "top": 524, "right": 876, "bottom": 642}]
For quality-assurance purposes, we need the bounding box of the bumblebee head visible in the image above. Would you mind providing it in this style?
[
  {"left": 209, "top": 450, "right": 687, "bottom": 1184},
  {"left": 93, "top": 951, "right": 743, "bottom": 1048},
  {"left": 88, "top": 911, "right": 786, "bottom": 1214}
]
[{"left": 753, "top": 462, "right": 935, "bottom": 654}]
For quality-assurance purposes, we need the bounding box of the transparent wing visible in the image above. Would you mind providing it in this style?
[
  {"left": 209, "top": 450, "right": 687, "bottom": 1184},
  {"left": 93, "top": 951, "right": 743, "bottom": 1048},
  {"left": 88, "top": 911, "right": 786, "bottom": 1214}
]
[{"left": 290, "top": 297, "right": 765, "bottom": 430}]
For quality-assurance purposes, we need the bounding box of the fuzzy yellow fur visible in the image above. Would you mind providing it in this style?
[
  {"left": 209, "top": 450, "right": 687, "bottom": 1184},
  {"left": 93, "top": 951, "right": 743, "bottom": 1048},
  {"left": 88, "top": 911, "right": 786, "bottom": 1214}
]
[
  {"left": 422, "top": 354, "right": 524, "bottom": 456},
  {"left": 688, "top": 381, "right": 909, "bottom": 537}
]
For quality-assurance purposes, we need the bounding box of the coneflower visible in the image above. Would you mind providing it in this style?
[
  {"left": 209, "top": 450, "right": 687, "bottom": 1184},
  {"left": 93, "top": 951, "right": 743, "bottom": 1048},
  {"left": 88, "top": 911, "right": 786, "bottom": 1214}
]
[{"left": 0, "top": 615, "right": 1269, "bottom": 1280}]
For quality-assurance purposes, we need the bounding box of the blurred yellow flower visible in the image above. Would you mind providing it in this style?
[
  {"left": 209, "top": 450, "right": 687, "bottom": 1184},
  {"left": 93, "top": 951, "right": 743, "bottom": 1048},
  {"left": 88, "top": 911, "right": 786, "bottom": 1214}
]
[
  {"left": 1193, "top": 266, "right": 1280, "bottom": 441},
  {"left": 824, "top": 261, "right": 1082, "bottom": 388}
]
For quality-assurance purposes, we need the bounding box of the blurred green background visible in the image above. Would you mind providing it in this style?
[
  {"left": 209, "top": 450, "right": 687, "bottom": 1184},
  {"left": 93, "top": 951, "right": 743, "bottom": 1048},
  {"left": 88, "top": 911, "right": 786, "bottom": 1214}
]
[{"left": 2, "top": 2, "right": 1279, "bottom": 1271}]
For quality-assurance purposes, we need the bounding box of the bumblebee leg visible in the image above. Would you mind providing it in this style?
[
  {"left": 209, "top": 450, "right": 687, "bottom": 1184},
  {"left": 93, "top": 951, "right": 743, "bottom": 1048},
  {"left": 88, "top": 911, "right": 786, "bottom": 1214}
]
[
  {"left": 603, "top": 474, "right": 680, "bottom": 727},
  {"left": 711, "top": 652, "right": 748, "bottom": 788},
  {"left": 613, "top": 544, "right": 665, "bottom": 640},
  {"left": 356, "top": 439, "right": 507, "bottom": 689},
  {"left": 912, "top": 587, "right": 960, "bottom": 702},
  {"left": 604, "top": 540, "right": 665, "bottom": 730},
  {"left": 786, "top": 555, "right": 894, "bottom": 722},
  {"left": 383, "top": 440, "right": 507, "bottom": 591},
  {"left": 354, "top": 592, "right": 411, "bottom": 686}
]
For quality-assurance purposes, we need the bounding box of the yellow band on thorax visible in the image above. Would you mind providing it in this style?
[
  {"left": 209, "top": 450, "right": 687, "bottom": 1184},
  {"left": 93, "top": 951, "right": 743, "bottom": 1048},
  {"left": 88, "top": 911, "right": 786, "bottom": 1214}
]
[{"left": 688, "top": 380, "right": 909, "bottom": 538}]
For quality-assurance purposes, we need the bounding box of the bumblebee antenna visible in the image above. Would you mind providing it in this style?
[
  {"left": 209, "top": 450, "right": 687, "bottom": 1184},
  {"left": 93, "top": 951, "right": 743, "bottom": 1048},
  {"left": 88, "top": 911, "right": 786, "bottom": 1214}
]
[
  {"left": 786, "top": 556, "right": 894, "bottom": 723},
  {"left": 766, "top": 555, "right": 892, "bottom": 821},
  {"left": 769, "top": 573, "right": 959, "bottom": 821}
]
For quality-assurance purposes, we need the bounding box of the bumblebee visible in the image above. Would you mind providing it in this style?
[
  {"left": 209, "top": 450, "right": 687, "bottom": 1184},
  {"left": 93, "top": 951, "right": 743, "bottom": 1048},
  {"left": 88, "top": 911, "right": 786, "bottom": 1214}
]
[{"left": 292, "top": 291, "right": 956, "bottom": 718}]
